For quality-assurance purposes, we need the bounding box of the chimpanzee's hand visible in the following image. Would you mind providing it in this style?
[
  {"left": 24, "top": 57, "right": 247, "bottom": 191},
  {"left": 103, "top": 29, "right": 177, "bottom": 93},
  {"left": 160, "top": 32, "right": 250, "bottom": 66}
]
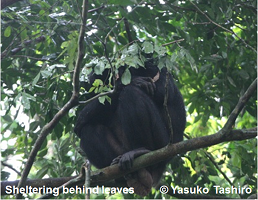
[
  {"left": 131, "top": 77, "right": 156, "bottom": 96},
  {"left": 111, "top": 148, "right": 151, "bottom": 170}
]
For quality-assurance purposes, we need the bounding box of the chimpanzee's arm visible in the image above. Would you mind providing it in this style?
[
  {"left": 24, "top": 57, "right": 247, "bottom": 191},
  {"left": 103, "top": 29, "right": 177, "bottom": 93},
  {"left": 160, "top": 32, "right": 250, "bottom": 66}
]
[{"left": 74, "top": 92, "right": 119, "bottom": 138}]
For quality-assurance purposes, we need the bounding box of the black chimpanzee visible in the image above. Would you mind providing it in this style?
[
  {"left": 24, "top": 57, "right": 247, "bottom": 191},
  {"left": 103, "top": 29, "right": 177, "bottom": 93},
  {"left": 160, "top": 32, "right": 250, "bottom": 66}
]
[{"left": 74, "top": 59, "right": 186, "bottom": 196}]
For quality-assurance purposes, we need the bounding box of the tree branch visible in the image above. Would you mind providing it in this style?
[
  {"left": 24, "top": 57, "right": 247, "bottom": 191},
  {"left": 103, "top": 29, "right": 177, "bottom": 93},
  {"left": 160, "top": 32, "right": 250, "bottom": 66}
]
[
  {"left": 15, "top": 1, "right": 89, "bottom": 198},
  {"left": 87, "top": 128, "right": 256, "bottom": 185},
  {"left": 1, "top": 128, "right": 256, "bottom": 197},
  {"left": 162, "top": 39, "right": 185, "bottom": 46},
  {"left": 104, "top": 0, "right": 144, "bottom": 45},
  {"left": 73, "top": 0, "right": 88, "bottom": 96},
  {"left": 1, "top": 161, "right": 22, "bottom": 177},
  {"left": 123, "top": 18, "right": 133, "bottom": 43},
  {"left": 190, "top": 1, "right": 257, "bottom": 53},
  {"left": 205, "top": 152, "right": 233, "bottom": 186},
  {"left": 1, "top": 35, "right": 46, "bottom": 60},
  {"left": 78, "top": 90, "right": 114, "bottom": 105},
  {"left": 222, "top": 78, "right": 257, "bottom": 137},
  {"left": 16, "top": 99, "right": 79, "bottom": 199}
]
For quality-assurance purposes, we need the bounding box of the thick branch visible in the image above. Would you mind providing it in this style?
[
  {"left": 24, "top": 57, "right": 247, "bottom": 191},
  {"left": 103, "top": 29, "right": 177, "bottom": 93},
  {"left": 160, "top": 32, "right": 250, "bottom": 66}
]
[
  {"left": 1, "top": 128, "right": 256, "bottom": 197},
  {"left": 123, "top": 18, "right": 133, "bottom": 43},
  {"left": 87, "top": 128, "right": 257, "bottom": 185},
  {"left": 73, "top": 0, "right": 88, "bottom": 95}
]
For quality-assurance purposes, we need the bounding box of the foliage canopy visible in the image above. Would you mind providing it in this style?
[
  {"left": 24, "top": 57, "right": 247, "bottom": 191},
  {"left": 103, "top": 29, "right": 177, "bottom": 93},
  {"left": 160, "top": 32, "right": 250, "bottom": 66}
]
[{"left": 1, "top": 0, "right": 257, "bottom": 199}]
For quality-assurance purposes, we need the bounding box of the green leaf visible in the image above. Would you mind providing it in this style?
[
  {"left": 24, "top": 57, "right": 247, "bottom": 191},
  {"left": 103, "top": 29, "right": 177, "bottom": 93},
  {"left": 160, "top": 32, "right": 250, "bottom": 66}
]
[
  {"left": 165, "top": 57, "right": 173, "bottom": 71},
  {"left": 21, "top": 92, "right": 36, "bottom": 110},
  {"left": 124, "top": 56, "right": 138, "bottom": 67},
  {"left": 21, "top": 94, "right": 30, "bottom": 110},
  {"left": 170, "top": 53, "right": 177, "bottom": 63},
  {"left": 94, "top": 61, "right": 105, "bottom": 75},
  {"left": 36, "top": 166, "right": 48, "bottom": 179},
  {"left": 26, "top": 92, "right": 36, "bottom": 101},
  {"left": 2, "top": 115, "right": 12, "bottom": 122},
  {"left": 38, "top": 149, "right": 48, "bottom": 157},
  {"left": 127, "top": 43, "right": 139, "bottom": 55},
  {"left": 49, "top": 64, "right": 66, "bottom": 69},
  {"left": 226, "top": 5, "right": 233, "bottom": 19},
  {"left": 142, "top": 41, "right": 154, "bottom": 54},
  {"left": 61, "top": 41, "right": 69, "bottom": 48},
  {"left": 42, "top": 54, "right": 58, "bottom": 61},
  {"left": 206, "top": 7, "right": 214, "bottom": 19},
  {"left": 135, "top": 56, "right": 144, "bottom": 67},
  {"left": 4, "top": 26, "right": 12, "bottom": 37},
  {"left": 29, "top": 121, "right": 40, "bottom": 131},
  {"left": 184, "top": 49, "right": 197, "bottom": 71},
  {"left": 158, "top": 57, "right": 166, "bottom": 69},
  {"left": 154, "top": 43, "right": 166, "bottom": 55},
  {"left": 238, "top": 70, "right": 250, "bottom": 79},
  {"left": 1, "top": 171, "right": 10, "bottom": 180},
  {"left": 92, "top": 79, "right": 103, "bottom": 87},
  {"left": 98, "top": 96, "right": 106, "bottom": 104},
  {"left": 227, "top": 76, "right": 236, "bottom": 87},
  {"left": 121, "top": 68, "right": 131, "bottom": 85},
  {"left": 106, "top": 96, "right": 112, "bottom": 104},
  {"left": 40, "top": 70, "right": 52, "bottom": 78},
  {"left": 32, "top": 73, "right": 40, "bottom": 86},
  {"left": 88, "top": 86, "right": 95, "bottom": 93},
  {"left": 54, "top": 123, "right": 63, "bottom": 138},
  {"left": 222, "top": 51, "right": 227, "bottom": 58}
]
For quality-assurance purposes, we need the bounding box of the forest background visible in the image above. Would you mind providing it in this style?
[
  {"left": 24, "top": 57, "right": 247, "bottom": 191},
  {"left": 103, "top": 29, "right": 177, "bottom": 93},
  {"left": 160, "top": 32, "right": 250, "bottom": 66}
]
[{"left": 1, "top": 0, "right": 257, "bottom": 199}]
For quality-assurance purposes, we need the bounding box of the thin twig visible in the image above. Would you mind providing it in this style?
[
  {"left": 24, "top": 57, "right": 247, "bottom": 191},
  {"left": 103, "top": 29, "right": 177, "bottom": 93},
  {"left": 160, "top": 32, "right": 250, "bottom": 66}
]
[
  {"left": 205, "top": 152, "right": 233, "bottom": 185},
  {"left": 104, "top": 0, "right": 145, "bottom": 45},
  {"left": 88, "top": 5, "right": 105, "bottom": 13},
  {"left": 162, "top": 39, "right": 185, "bottom": 46},
  {"left": 222, "top": 78, "right": 257, "bottom": 137},
  {"left": 184, "top": 135, "right": 235, "bottom": 192},
  {"left": 190, "top": 1, "right": 256, "bottom": 53},
  {"left": 1, "top": 35, "right": 45, "bottom": 60},
  {"left": 11, "top": 55, "right": 52, "bottom": 61},
  {"left": 1, "top": 161, "right": 22, "bottom": 176},
  {"left": 78, "top": 90, "right": 114, "bottom": 105}
]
